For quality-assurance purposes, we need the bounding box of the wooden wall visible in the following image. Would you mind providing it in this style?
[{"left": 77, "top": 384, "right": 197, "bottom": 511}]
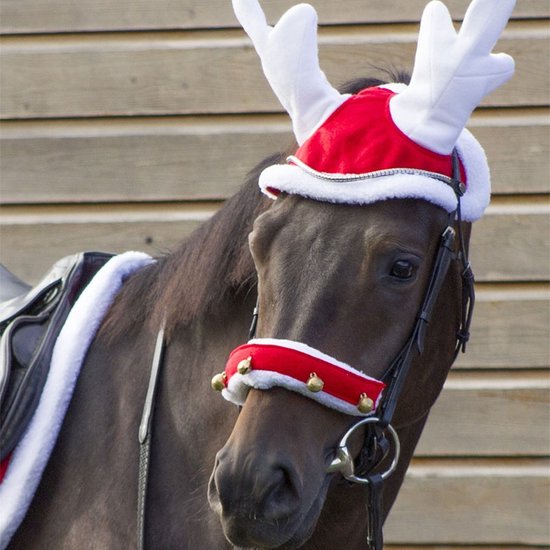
[{"left": 1, "top": 0, "right": 548, "bottom": 546}]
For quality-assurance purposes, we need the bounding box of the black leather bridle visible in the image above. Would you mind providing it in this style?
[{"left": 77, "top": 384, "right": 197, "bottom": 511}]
[
  {"left": 331, "top": 150, "right": 475, "bottom": 549},
  {"left": 136, "top": 150, "right": 475, "bottom": 550}
]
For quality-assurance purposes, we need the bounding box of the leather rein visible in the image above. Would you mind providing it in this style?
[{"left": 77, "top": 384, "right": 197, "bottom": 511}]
[{"left": 136, "top": 150, "right": 475, "bottom": 549}]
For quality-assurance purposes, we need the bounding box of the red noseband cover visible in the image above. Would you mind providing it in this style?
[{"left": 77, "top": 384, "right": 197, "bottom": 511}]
[{"left": 221, "top": 338, "right": 386, "bottom": 416}]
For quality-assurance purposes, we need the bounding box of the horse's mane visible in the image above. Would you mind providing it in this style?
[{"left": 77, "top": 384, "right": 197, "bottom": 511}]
[{"left": 100, "top": 73, "right": 410, "bottom": 341}]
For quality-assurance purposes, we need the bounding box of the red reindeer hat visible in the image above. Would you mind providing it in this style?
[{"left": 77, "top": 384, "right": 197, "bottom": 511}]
[{"left": 234, "top": 0, "right": 515, "bottom": 221}]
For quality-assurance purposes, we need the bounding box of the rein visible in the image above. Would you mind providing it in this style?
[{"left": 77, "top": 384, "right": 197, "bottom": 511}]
[{"left": 137, "top": 319, "right": 166, "bottom": 550}]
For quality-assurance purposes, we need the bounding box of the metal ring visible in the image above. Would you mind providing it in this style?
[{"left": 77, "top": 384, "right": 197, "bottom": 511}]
[{"left": 327, "top": 417, "right": 400, "bottom": 484}]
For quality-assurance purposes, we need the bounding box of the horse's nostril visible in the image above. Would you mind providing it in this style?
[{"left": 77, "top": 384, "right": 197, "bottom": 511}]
[
  {"left": 260, "top": 464, "right": 301, "bottom": 519},
  {"left": 213, "top": 452, "right": 302, "bottom": 522}
]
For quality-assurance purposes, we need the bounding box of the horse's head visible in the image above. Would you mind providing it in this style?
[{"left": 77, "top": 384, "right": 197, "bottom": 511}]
[
  {"left": 209, "top": 195, "right": 462, "bottom": 548},
  {"left": 208, "top": 0, "right": 514, "bottom": 547}
]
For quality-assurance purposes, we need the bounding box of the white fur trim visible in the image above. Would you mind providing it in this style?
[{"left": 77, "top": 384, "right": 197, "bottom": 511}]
[
  {"left": 0, "top": 251, "right": 154, "bottom": 549},
  {"left": 223, "top": 370, "right": 381, "bottom": 416},
  {"left": 455, "top": 128, "right": 491, "bottom": 221},
  {"left": 379, "top": 83, "right": 408, "bottom": 94},
  {"left": 259, "top": 127, "right": 490, "bottom": 222},
  {"left": 222, "top": 337, "right": 384, "bottom": 416}
]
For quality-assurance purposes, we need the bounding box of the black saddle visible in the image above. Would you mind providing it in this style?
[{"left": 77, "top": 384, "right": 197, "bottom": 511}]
[{"left": 0, "top": 252, "right": 113, "bottom": 461}]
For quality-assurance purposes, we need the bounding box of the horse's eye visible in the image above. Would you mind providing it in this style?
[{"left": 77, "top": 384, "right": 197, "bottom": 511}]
[{"left": 390, "top": 260, "right": 415, "bottom": 280}]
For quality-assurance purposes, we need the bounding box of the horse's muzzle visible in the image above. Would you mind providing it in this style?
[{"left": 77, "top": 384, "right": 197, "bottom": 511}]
[{"left": 208, "top": 447, "right": 306, "bottom": 548}]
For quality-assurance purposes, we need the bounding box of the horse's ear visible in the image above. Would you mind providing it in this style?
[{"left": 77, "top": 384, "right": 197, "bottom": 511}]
[
  {"left": 232, "top": 0, "right": 348, "bottom": 145},
  {"left": 390, "top": 0, "right": 516, "bottom": 155}
]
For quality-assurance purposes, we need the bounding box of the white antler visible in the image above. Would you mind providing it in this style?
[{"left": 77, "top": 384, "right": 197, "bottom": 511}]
[
  {"left": 390, "top": 0, "right": 515, "bottom": 155},
  {"left": 232, "top": 0, "right": 348, "bottom": 145}
]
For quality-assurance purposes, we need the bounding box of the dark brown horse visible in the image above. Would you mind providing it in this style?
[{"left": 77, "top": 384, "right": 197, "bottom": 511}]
[
  {"left": 8, "top": 0, "right": 517, "bottom": 541},
  {"left": 9, "top": 79, "right": 470, "bottom": 550}
]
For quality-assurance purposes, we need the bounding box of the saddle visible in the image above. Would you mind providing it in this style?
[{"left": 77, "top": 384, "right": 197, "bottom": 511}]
[{"left": 0, "top": 252, "right": 113, "bottom": 462}]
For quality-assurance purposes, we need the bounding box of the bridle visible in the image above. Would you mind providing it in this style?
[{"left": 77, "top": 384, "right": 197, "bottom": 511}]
[
  {"left": 326, "top": 149, "right": 475, "bottom": 549},
  {"left": 136, "top": 151, "right": 475, "bottom": 550}
]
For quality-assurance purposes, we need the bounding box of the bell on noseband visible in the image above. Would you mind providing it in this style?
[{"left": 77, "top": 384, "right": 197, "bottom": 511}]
[
  {"left": 211, "top": 372, "right": 227, "bottom": 392},
  {"left": 357, "top": 393, "right": 374, "bottom": 414},
  {"left": 306, "top": 372, "right": 324, "bottom": 393},
  {"left": 237, "top": 356, "right": 253, "bottom": 375}
]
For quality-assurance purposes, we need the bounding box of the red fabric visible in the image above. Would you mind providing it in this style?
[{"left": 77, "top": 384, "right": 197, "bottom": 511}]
[
  {"left": 225, "top": 343, "right": 386, "bottom": 408},
  {"left": 294, "top": 87, "right": 467, "bottom": 184},
  {"left": 0, "top": 454, "right": 11, "bottom": 484}
]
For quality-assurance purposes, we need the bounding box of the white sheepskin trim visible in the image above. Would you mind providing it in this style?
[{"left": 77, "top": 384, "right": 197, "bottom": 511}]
[
  {"left": 223, "top": 370, "right": 381, "bottom": 417},
  {"left": 259, "top": 127, "right": 490, "bottom": 222},
  {"left": 0, "top": 251, "right": 154, "bottom": 549},
  {"left": 378, "top": 82, "right": 408, "bottom": 94},
  {"left": 455, "top": 128, "right": 491, "bottom": 221}
]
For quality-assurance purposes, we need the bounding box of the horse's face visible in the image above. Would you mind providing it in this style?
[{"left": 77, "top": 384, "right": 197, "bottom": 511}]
[{"left": 209, "top": 195, "right": 450, "bottom": 549}]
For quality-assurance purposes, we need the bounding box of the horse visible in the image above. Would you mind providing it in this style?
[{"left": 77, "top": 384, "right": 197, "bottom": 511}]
[
  {"left": 7, "top": 0, "right": 516, "bottom": 546},
  {"left": 7, "top": 80, "right": 467, "bottom": 550}
]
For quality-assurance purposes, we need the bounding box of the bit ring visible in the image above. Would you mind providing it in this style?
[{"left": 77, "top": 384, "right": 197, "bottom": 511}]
[{"left": 327, "top": 417, "right": 400, "bottom": 484}]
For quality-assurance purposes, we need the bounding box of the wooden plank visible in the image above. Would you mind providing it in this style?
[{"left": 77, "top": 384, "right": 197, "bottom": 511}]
[
  {"left": 416, "top": 372, "right": 550, "bottom": 456},
  {"left": 1, "top": 0, "right": 546, "bottom": 34},
  {"left": 1, "top": 110, "right": 547, "bottom": 204},
  {"left": 0, "top": 205, "right": 215, "bottom": 283},
  {"left": 1, "top": 23, "right": 547, "bottom": 119},
  {"left": 385, "top": 460, "right": 549, "bottom": 545},
  {"left": 0, "top": 205, "right": 548, "bottom": 283},
  {"left": 471, "top": 111, "right": 550, "bottom": 195},
  {"left": 456, "top": 285, "right": 550, "bottom": 369},
  {"left": 471, "top": 202, "right": 550, "bottom": 282},
  {"left": 0, "top": 116, "right": 292, "bottom": 204}
]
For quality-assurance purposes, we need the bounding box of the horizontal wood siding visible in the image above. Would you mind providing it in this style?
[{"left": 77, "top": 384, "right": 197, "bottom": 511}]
[
  {"left": 1, "top": 0, "right": 548, "bottom": 34},
  {"left": 386, "top": 459, "right": 549, "bottom": 545},
  {"left": 1, "top": 111, "right": 548, "bottom": 204},
  {"left": 1, "top": 24, "right": 548, "bottom": 119},
  {"left": 2, "top": 204, "right": 548, "bottom": 283},
  {"left": 0, "top": 1, "right": 548, "bottom": 546},
  {"left": 415, "top": 372, "right": 550, "bottom": 456}
]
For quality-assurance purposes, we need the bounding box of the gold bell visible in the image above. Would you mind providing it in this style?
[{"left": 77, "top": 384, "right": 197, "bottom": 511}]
[
  {"left": 237, "top": 356, "right": 253, "bottom": 375},
  {"left": 357, "top": 393, "right": 374, "bottom": 414},
  {"left": 211, "top": 372, "right": 227, "bottom": 392},
  {"left": 306, "top": 372, "right": 324, "bottom": 393}
]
